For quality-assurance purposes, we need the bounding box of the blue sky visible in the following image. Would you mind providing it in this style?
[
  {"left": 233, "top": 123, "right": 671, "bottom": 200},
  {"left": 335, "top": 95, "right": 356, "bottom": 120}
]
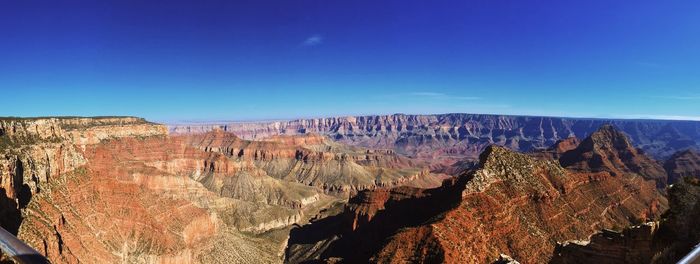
[{"left": 1, "top": 0, "right": 699, "bottom": 122}]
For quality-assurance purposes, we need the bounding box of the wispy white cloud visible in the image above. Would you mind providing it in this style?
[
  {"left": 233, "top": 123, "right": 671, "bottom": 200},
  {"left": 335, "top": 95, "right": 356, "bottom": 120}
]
[
  {"left": 301, "top": 34, "right": 323, "bottom": 47},
  {"left": 408, "top": 92, "right": 481, "bottom": 100}
]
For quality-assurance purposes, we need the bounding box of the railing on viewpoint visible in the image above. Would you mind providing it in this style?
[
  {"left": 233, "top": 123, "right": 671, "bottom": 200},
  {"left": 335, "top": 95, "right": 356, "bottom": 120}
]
[
  {"left": 679, "top": 244, "right": 700, "bottom": 264},
  {"left": 0, "top": 227, "right": 49, "bottom": 264}
]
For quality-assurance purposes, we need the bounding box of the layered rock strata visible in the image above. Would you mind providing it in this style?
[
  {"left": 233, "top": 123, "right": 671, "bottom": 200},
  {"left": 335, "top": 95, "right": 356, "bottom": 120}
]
[
  {"left": 169, "top": 114, "right": 700, "bottom": 161},
  {"left": 664, "top": 149, "right": 700, "bottom": 184},
  {"left": 551, "top": 177, "right": 700, "bottom": 264},
  {"left": 1, "top": 117, "right": 444, "bottom": 263},
  {"left": 286, "top": 125, "right": 668, "bottom": 263}
]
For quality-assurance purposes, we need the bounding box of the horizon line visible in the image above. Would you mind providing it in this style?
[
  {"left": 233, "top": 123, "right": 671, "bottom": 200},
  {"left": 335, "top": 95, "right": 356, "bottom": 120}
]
[{"left": 155, "top": 112, "right": 700, "bottom": 125}]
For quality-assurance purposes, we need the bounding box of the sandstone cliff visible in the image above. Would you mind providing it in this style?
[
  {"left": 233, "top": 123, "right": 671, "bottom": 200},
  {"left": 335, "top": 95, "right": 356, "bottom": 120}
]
[
  {"left": 371, "top": 145, "right": 665, "bottom": 264},
  {"left": 551, "top": 177, "right": 700, "bottom": 264},
  {"left": 0, "top": 117, "right": 166, "bottom": 234}
]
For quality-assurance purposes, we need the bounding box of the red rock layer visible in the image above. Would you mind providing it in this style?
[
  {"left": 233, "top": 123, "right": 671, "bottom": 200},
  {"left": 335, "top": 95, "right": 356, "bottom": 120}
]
[
  {"left": 530, "top": 137, "right": 581, "bottom": 160},
  {"left": 179, "top": 130, "right": 443, "bottom": 195},
  {"left": 18, "top": 136, "right": 220, "bottom": 263},
  {"left": 1, "top": 117, "right": 166, "bottom": 235},
  {"left": 551, "top": 178, "right": 700, "bottom": 264},
  {"left": 560, "top": 125, "right": 668, "bottom": 187},
  {"left": 372, "top": 145, "right": 666, "bottom": 264},
  {"left": 4, "top": 120, "right": 445, "bottom": 263}
]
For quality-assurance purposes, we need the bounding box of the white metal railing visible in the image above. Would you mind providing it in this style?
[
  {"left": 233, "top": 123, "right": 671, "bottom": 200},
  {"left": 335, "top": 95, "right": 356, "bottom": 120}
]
[{"left": 0, "top": 227, "right": 49, "bottom": 264}]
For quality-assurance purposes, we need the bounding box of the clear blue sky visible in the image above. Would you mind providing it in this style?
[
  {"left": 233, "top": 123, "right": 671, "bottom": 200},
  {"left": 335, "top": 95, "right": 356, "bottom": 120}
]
[{"left": 1, "top": 0, "right": 699, "bottom": 122}]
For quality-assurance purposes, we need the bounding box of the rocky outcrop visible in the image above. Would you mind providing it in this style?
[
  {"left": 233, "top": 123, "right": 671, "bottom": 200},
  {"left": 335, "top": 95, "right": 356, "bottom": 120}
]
[
  {"left": 551, "top": 178, "right": 700, "bottom": 264},
  {"left": 372, "top": 145, "right": 665, "bottom": 263},
  {"left": 530, "top": 137, "right": 581, "bottom": 160},
  {"left": 0, "top": 117, "right": 167, "bottom": 234},
  {"left": 169, "top": 114, "right": 700, "bottom": 161},
  {"left": 664, "top": 149, "right": 700, "bottom": 184},
  {"left": 559, "top": 125, "right": 668, "bottom": 187},
  {"left": 288, "top": 124, "right": 668, "bottom": 264}
]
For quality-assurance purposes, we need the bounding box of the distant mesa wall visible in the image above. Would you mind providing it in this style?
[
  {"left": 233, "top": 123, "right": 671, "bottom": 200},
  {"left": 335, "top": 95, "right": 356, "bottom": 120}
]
[{"left": 168, "top": 114, "right": 700, "bottom": 160}]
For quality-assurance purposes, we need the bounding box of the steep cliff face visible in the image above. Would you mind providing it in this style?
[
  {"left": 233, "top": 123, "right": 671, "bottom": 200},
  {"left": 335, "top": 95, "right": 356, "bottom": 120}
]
[
  {"left": 0, "top": 117, "right": 166, "bottom": 234},
  {"left": 169, "top": 114, "right": 700, "bottom": 160},
  {"left": 16, "top": 132, "right": 339, "bottom": 263},
  {"left": 286, "top": 125, "right": 668, "bottom": 264},
  {"left": 664, "top": 149, "right": 700, "bottom": 183},
  {"left": 551, "top": 178, "right": 700, "bottom": 264}
]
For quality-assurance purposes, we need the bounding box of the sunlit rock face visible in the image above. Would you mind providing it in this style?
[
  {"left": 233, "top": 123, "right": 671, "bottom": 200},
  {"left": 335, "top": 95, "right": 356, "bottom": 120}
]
[
  {"left": 169, "top": 113, "right": 700, "bottom": 165},
  {"left": 374, "top": 145, "right": 665, "bottom": 264},
  {"left": 1, "top": 117, "right": 445, "bottom": 263},
  {"left": 0, "top": 117, "right": 162, "bottom": 235}
]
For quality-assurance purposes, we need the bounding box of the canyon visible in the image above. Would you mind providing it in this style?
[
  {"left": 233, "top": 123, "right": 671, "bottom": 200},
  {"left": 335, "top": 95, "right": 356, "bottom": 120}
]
[
  {"left": 1, "top": 114, "right": 699, "bottom": 263},
  {"left": 0, "top": 117, "right": 443, "bottom": 263},
  {"left": 169, "top": 114, "right": 700, "bottom": 163},
  {"left": 285, "top": 125, "right": 670, "bottom": 263}
]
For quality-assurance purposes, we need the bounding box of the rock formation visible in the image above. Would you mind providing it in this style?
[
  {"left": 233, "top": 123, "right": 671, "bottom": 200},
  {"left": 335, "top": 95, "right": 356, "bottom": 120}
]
[
  {"left": 1, "top": 117, "right": 445, "bottom": 263},
  {"left": 530, "top": 137, "right": 581, "bottom": 160},
  {"left": 372, "top": 145, "right": 665, "bottom": 263},
  {"left": 558, "top": 125, "right": 668, "bottom": 187},
  {"left": 3, "top": 116, "right": 695, "bottom": 264},
  {"left": 169, "top": 114, "right": 700, "bottom": 161},
  {"left": 664, "top": 149, "right": 700, "bottom": 184},
  {"left": 551, "top": 177, "right": 700, "bottom": 264},
  {"left": 0, "top": 117, "right": 165, "bottom": 235},
  {"left": 285, "top": 176, "right": 467, "bottom": 263},
  {"left": 285, "top": 125, "right": 668, "bottom": 263}
]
